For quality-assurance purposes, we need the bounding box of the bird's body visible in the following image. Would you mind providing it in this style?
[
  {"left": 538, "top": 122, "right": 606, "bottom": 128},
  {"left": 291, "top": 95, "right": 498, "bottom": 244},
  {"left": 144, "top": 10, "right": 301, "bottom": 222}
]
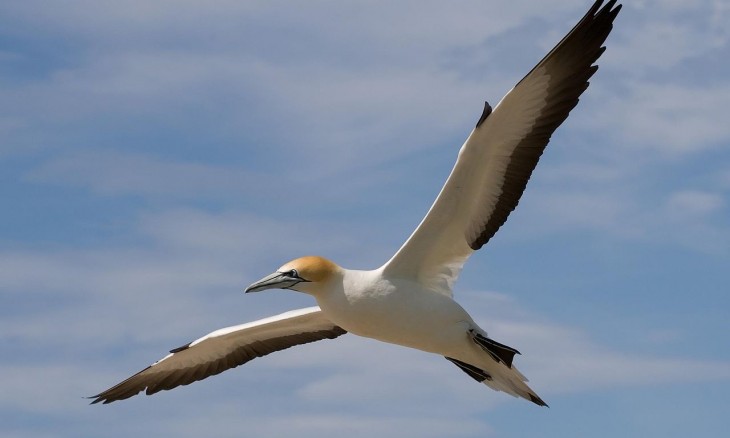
[
  {"left": 276, "top": 257, "right": 542, "bottom": 403},
  {"left": 91, "top": 0, "right": 622, "bottom": 407},
  {"left": 316, "top": 267, "right": 472, "bottom": 356}
]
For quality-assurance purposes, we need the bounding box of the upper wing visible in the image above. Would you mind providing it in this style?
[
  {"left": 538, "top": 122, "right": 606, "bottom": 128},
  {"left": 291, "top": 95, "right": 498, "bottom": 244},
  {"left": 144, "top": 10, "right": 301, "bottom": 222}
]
[
  {"left": 382, "top": 0, "right": 621, "bottom": 295},
  {"left": 90, "top": 307, "right": 346, "bottom": 404}
]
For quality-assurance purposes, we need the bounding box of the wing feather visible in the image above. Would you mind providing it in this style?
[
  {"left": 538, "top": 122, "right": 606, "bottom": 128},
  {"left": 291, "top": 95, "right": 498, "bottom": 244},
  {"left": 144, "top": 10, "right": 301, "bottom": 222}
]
[
  {"left": 90, "top": 307, "right": 346, "bottom": 404},
  {"left": 382, "top": 0, "right": 621, "bottom": 295}
]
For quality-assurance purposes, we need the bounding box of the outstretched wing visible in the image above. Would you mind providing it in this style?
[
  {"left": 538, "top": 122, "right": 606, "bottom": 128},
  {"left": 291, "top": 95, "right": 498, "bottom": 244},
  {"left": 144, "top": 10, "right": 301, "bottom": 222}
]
[
  {"left": 90, "top": 307, "right": 346, "bottom": 404},
  {"left": 382, "top": 0, "right": 621, "bottom": 295}
]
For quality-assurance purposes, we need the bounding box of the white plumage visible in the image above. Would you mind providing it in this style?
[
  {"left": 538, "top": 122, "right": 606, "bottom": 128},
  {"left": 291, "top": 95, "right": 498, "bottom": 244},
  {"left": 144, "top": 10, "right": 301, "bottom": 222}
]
[{"left": 92, "top": 0, "right": 621, "bottom": 407}]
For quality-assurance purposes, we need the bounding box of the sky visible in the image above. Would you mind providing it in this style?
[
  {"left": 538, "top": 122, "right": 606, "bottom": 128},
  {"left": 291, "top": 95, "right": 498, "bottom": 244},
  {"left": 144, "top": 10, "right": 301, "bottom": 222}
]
[{"left": 1, "top": 0, "right": 729, "bottom": 437}]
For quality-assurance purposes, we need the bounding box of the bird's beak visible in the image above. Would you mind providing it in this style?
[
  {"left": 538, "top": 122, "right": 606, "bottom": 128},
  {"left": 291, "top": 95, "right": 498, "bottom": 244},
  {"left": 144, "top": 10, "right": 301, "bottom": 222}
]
[{"left": 245, "top": 272, "right": 300, "bottom": 293}]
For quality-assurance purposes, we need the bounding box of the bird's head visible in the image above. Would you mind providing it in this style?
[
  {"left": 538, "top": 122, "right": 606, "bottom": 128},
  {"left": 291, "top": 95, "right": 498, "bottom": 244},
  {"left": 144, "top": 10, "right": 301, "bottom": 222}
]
[{"left": 244, "top": 256, "right": 341, "bottom": 296}]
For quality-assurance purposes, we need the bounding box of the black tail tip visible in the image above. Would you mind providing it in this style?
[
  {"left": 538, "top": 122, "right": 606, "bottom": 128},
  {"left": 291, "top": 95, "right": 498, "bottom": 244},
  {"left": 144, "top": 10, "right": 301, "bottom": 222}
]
[{"left": 529, "top": 393, "right": 549, "bottom": 407}]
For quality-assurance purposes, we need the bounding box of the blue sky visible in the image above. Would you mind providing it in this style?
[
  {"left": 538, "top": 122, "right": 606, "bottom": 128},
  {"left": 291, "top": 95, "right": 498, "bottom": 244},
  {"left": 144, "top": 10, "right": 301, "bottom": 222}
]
[{"left": 2, "top": 0, "right": 729, "bottom": 437}]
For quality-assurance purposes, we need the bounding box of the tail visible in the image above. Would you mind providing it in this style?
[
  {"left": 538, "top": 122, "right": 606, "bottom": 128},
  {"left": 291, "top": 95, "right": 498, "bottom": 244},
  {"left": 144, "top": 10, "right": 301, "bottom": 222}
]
[
  {"left": 445, "top": 332, "right": 548, "bottom": 407},
  {"left": 484, "top": 362, "right": 548, "bottom": 407}
]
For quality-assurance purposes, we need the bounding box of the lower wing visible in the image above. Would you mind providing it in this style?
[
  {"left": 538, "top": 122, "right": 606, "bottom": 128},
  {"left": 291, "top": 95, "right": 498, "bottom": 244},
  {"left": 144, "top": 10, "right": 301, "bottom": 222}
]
[{"left": 90, "top": 307, "right": 346, "bottom": 404}]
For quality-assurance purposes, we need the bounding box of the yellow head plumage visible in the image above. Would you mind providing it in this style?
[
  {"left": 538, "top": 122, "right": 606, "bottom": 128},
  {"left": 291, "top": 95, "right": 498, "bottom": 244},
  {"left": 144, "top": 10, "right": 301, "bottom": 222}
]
[
  {"left": 279, "top": 256, "right": 339, "bottom": 284},
  {"left": 244, "top": 255, "right": 341, "bottom": 294}
]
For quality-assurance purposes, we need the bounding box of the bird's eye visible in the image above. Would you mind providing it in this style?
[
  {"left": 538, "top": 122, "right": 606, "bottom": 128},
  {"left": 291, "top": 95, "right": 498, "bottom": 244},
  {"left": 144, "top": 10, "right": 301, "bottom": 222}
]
[{"left": 288, "top": 269, "right": 299, "bottom": 278}]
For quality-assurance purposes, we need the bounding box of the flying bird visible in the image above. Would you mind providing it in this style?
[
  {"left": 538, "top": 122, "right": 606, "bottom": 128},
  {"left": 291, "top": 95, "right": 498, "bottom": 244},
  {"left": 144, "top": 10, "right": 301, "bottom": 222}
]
[{"left": 91, "top": 0, "right": 621, "bottom": 406}]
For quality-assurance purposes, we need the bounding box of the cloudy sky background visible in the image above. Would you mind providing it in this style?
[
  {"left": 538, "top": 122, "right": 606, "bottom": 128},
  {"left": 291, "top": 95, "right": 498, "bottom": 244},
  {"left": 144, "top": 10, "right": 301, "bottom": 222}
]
[{"left": 2, "top": 0, "right": 729, "bottom": 437}]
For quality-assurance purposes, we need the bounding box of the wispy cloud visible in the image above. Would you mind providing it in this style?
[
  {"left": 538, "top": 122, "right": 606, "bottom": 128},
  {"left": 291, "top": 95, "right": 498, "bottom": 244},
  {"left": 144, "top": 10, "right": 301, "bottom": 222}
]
[
  {"left": 2, "top": 1, "right": 729, "bottom": 437},
  {"left": 4, "top": 270, "right": 728, "bottom": 436},
  {"left": 609, "top": 1, "right": 729, "bottom": 73},
  {"left": 598, "top": 82, "right": 730, "bottom": 155},
  {"left": 665, "top": 190, "right": 725, "bottom": 219},
  {"left": 26, "top": 150, "right": 263, "bottom": 199}
]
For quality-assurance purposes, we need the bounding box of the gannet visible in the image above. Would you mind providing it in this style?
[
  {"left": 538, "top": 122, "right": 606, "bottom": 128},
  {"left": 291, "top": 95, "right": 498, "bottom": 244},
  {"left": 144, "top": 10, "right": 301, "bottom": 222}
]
[{"left": 91, "top": 0, "right": 621, "bottom": 406}]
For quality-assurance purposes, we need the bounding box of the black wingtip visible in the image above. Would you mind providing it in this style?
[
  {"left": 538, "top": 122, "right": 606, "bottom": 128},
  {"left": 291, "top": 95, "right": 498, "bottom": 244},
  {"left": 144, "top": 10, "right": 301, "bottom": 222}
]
[
  {"left": 597, "top": 0, "right": 622, "bottom": 20},
  {"left": 529, "top": 393, "right": 550, "bottom": 407},
  {"left": 609, "top": 3, "right": 623, "bottom": 20},
  {"left": 86, "top": 395, "right": 103, "bottom": 405},
  {"left": 589, "top": 0, "right": 605, "bottom": 14}
]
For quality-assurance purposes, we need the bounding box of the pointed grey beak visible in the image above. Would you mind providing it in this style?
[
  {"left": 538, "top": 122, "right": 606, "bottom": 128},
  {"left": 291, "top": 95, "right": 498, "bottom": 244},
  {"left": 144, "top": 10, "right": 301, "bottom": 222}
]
[{"left": 245, "top": 271, "right": 301, "bottom": 293}]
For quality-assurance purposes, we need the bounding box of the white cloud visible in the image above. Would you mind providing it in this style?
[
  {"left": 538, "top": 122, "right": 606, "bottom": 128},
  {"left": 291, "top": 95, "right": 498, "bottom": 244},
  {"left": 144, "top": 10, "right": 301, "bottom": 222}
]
[
  {"left": 538, "top": 160, "right": 628, "bottom": 185},
  {"left": 22, "top": 147, "right": 411, "bottom": 218},
  {"left": 5, "top": 283, "right": 728, "bottom": 437},
  {"left": 506, "top": 182, "right": 730, "bottom": 254},
  {"left": 459, "top": 292, "right": 730, "bottom": 393},
  {"left": 155, "top": 405, "right": 493, "bottom": 438},
  {"left": 0, "top": 206, "right": 377, "bottom": 351},
  {"left": 608, "top": 4, "right": 729, "bottom": 72},
  {"left": 0, "top": 52, "right": 269, "bottom": 141},
  {"left": 25, "top": 150, "right": 263, "bottom": 198},
  {"left": 0, "top": 246, "right": 245, "bottom": 347},
  {"left": 0, "top": 0, "right": 613, "bottom": 171},
  {"left": 0, "top": 364, "right": 114, "bottom": 415},
  {"left": 526, "top": 189, "right": 637, "bottom": 236},
  {"left": 0, "top": 1, "right": 585, "bottom": 54},
  {"left": 584, "top": 81, "right": 730, "bottom": 156},
  {"left": 3, "top": 213, "right": 730, "bottom": 437},
  {"left": 2, "top": 2, "right": 729, "bottom": 437},
  {"left": 490, "top": 319, "right": 730, "bottom": 393},
  {"left": 665, "top": 190, "right": 725, "bottom": 219},
  {"left": 136, "top": 208, "right": 364, "bottom": 259},
  {"left": 165, "top": 290, "right": 730, "bottom": 404},
  {"left": 657, "top": 190, "right": 729, "bottom": 253}
]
